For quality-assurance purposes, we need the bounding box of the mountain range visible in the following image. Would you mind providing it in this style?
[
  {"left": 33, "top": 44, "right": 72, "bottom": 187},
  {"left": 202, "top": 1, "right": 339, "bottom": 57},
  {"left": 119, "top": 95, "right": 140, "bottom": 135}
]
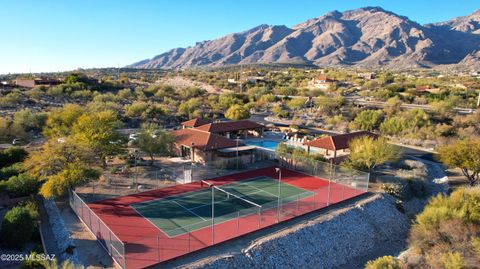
[{"left": 130, "top": 7, "right": 480, "bottom": 70}]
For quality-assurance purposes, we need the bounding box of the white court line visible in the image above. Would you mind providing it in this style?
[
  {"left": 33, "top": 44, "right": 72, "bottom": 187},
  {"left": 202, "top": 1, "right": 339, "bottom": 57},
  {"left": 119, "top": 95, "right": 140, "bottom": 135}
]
[
  {"left": 187, "top": 189, "right": 266, "bottom": 211},
  {"left": 228, "top": 177, "right": 280, "bottom": 198},
  {"left": 132, "top": 187, "right": 211, "bottom": 207},
  {"left": 235, "top": 181, "right": 279, "bottom": 198},
  {"left": 171, "top": 200, "right": 207, "bottom": 221}
]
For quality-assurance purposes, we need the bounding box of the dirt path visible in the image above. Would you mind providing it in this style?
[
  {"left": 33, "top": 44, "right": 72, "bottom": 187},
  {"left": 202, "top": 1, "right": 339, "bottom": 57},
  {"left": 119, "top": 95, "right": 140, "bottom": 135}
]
[{"left": 57, "top": 201, "right": 116, "bottom": 269}]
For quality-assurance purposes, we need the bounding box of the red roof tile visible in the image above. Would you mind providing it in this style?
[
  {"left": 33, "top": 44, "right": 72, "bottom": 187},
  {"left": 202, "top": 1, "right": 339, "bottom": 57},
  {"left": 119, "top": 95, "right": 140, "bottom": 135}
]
[
  {"left": 304, "top": 131, "right": 378, "bottom": 151},
  {"left": 195, "top": 120, "right": 264, "bottom": 133},
  {"left": 181, "top": 118, "right": 210, "bottom": 128},
  {"left": 172, "top": 128, "right": 238, "bottom": 151}
]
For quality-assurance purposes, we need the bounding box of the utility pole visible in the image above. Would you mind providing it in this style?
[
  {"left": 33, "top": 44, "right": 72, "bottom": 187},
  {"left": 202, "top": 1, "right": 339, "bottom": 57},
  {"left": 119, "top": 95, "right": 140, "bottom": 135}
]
[
  {"left": 239, "top": 53, "right": 243, "bottom": 93},
  {"left": 477, "top": 91, "right": 480, "bottom": 108}
]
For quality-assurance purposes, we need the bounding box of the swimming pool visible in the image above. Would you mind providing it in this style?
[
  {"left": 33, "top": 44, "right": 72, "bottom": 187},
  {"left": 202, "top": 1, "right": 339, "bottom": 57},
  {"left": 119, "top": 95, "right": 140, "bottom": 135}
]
[{"left": 246, "top": 140, "right": 283, "bottom": 151}]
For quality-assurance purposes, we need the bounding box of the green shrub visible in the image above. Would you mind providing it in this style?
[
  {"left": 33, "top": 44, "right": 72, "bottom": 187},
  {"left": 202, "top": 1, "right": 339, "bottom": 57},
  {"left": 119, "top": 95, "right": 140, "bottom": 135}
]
[
  {"left": 440, "top": 252, "right": 464, "bottom": 269},
  {"left": 5, "top": 173, "right": 41, "bottom": 197},
  {"left": 0, "top": 163, "right": 23, "bottom": 181},
  {"left": 472, "top": 237, "right": 480, "bottom": 257},
  {"left": 409, "top": 188, "right": 480, "bottom": 267},
  {"left": 42, "top": 260, "right": 83, "bottom": 269},
  {"left": 0, "top": 147, "right": 28, "bottom": 168},
  {"left": 381, "top": 183, "right": 403, "bottom": 199},
  {"left": 0, "top": 181, "right": 6, "bottom": 193},
  {"left": 365, "top": 255, "right": 402, "bottom": 269},
  {"left": 19, "top": 200, "right": 40, "bottom": 221},
  {"left": 0, "top": 206, "right": 35, "bottom": 248},
  {"left": 21, "top": 251, "right": 45, "bottom": 269}
]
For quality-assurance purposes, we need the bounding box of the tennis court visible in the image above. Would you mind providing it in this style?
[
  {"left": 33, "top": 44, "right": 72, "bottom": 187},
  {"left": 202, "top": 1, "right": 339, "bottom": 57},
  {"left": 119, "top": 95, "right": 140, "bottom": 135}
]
[
  {"left": 73, "top": 162, "right": 370, "bottom": 269},
  {"left": 131, "top": 176, "right": 314, "bottom": 237}
]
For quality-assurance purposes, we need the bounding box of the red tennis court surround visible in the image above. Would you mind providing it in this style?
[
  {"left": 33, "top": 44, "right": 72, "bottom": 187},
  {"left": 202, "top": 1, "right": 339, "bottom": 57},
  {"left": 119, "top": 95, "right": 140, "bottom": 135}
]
[{"left": 73, "top": 166, "right": 366, "bottom": 269}]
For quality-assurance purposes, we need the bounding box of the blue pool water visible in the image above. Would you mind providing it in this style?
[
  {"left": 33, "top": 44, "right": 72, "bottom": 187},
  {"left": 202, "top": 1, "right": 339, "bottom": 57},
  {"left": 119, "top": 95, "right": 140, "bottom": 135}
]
[{"left": 246, "top": 140, "right": 282, "bottom": 151}]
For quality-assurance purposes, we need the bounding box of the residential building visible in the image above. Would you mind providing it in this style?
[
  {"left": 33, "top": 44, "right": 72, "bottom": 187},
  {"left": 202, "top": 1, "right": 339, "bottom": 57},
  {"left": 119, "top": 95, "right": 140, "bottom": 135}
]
[
  {"left": 304, "top": 131, "right": 378, "bottom": 163},
  {"left": 14, "top": 78, "right": 60, "bottom": 88},
  {"left": 308, "top": 75, "right": 337, "bottom": 90}
]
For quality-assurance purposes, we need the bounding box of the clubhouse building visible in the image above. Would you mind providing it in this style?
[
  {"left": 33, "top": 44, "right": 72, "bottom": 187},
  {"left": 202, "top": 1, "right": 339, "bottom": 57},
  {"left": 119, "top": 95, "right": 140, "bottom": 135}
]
[{"left": 171, "top": 119, "right": 264, "bottom": 163}]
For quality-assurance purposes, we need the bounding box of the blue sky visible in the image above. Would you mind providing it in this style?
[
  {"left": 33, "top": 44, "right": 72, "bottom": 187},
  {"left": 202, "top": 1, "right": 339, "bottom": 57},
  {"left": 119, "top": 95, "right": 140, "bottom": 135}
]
[{"left": 0, "top": 0, "right": 478, "bottom": 74}]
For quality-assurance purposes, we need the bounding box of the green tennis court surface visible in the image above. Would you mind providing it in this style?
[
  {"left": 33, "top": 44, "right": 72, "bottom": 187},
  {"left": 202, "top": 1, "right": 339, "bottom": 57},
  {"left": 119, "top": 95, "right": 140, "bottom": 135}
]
[{"left": 131, "top": 176, "right": 314, "bottom": 237}]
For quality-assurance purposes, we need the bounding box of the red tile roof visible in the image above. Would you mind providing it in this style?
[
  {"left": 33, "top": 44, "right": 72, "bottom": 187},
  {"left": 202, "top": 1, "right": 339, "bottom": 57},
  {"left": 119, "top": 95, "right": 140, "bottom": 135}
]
[
  {"left": 304, "top": 131, "right": 378, "bottom": 151},
  {"left": 171, "top": 128, "right": 239, "bottom": 151},
  {"left": 181, "top": 118, "right": 210, "bottom": 128},
  {"left": 416, "top": 86, "right": 431, "bottom": 91},
  {"left": 315, "top": 75, "right": 334, "bottom": 82},
  {"left": 195, "top": 120, "right": 264, "bottom": 133}
]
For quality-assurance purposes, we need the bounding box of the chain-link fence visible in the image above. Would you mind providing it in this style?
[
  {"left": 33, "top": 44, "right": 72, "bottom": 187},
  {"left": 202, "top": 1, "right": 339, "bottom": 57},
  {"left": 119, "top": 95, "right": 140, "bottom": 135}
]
[
  {"left": 69, "top": 149, "right": 369, "bottom": 269},
  {"left": 69, "top": 189, "right": 126, "bottom": 268}
]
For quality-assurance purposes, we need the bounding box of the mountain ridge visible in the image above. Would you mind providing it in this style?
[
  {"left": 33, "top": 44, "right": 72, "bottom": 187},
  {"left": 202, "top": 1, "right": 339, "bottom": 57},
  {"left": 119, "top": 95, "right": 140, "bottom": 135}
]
[{"left": 130, "top": 7, "right": 480, "bottom": 70}]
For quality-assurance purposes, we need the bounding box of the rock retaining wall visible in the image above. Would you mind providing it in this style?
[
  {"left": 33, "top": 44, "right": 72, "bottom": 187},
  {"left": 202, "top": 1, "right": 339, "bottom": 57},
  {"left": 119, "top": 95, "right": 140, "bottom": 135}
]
[
  {"left": 182, "top": 193, "right": 409, "bottom": 269},
  {"left": 43, "top": 198, "right": 79, "bottom": 264}
]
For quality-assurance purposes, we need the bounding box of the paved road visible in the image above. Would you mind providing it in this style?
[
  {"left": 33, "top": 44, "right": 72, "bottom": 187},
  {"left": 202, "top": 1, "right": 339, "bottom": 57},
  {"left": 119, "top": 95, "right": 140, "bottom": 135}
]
[
  {"left": 274, "top": 94, "right": 476, "bottom": 115},
  {"left": 344, "top": 96, "right": 476, "bottom": 115}
]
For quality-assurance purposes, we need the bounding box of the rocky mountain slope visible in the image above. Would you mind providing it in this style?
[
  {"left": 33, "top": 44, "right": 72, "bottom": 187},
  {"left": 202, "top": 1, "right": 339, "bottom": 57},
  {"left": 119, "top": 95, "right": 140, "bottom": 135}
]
[{"left": 130, "top": 7, "right": 480, "bottom": 70}]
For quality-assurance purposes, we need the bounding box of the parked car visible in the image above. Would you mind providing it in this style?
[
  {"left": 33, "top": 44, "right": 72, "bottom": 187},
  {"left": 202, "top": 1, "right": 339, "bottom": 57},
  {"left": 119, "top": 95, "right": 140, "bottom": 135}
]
[
  {"left": 129, "top": 133, "right": 139, "bottom": 141},
  {"left": 12, "top": 138, "right": 23, "bottom": 145}
]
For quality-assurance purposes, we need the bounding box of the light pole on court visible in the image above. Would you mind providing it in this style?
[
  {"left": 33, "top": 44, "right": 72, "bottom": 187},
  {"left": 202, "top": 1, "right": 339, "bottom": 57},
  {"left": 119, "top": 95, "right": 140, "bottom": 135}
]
[{"left": 275, "top": 167, "right": 281, "bottom": 222}]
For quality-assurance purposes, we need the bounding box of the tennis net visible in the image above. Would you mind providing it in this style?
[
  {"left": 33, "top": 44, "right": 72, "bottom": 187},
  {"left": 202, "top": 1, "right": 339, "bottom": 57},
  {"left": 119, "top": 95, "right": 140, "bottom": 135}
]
[{"left": 200, "top": 180, "right": 262, "bottom": 211}]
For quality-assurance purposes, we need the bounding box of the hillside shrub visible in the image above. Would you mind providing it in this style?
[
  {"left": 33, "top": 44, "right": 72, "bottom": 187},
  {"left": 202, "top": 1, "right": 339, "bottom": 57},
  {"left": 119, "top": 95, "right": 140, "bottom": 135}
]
[
  {"left": 5, "top": 173, "right": 41, "bottom": 197},
  {"left": 0, "top": 163, "right": 23, "bottom": 181},
  {"left": 408, "top": 188, "right": 480, "bottom": 267},
  {"left": 0, "top": 206, "right": 35, "bottom": 248},
  {"left": 0, "top": 147, "right": 28, "bottom": 168},
  {"left": 365, "top": 255, "right": 403, "bottom": 269}
]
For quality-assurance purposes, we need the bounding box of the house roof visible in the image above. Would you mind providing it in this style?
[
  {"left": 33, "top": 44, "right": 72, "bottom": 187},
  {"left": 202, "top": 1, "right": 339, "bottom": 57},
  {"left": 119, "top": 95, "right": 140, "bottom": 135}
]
[
  {"left": 171, "top": 128, "right": 239, "bottom": 151},
  {"left": 315, "top": 75, "right": 334, "bottom": 82},
  {"left": 304, "top": 131, "right": 378, "bottom": 151},
  {"left": 194, "top": 120, "right": 264, "bottom": 133},
  {"left": 416, "top": 86, "right": 431, "bottom": 91},
  {"left": 181, "top": 118, "right": 210, "bottom": 128}
]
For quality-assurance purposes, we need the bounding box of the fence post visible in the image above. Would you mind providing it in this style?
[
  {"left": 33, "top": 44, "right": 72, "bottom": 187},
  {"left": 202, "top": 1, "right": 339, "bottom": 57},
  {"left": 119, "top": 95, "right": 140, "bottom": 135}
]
[
  {"left": 237, "top": 211, "right": 240, "bottom": 234},
  {"left": 327, "top": 178, "right": 331, "bottom": 206},
  {"left": 366, "top": 172, "right": 370, "bottom": 192},
  {"left": 89, "top": 209, "right": 92, "bottom": 229},
  {"left": 188, "top": 229, "right": 191, "bottom": 252},
  {"left": 257, "top": 207, "right": 261, "bottom": 229},
  {"left": 80, "top": 199, "right": 84, "bottom": 219},
  {"left": 157, "top": 234, "right": 160, "bottom": 262},
  {"left": 123, "top": 242, "right": 126, "bottom": 269},
  {"left": 296, "top": 194, "right": 299, "bottom": 212}
]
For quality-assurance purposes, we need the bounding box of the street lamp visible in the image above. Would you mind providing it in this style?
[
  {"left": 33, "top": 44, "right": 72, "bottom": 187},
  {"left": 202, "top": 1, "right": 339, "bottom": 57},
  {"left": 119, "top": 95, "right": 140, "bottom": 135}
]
[{"left": 275, "top": 167, "right": 282, "bottom": 222}]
